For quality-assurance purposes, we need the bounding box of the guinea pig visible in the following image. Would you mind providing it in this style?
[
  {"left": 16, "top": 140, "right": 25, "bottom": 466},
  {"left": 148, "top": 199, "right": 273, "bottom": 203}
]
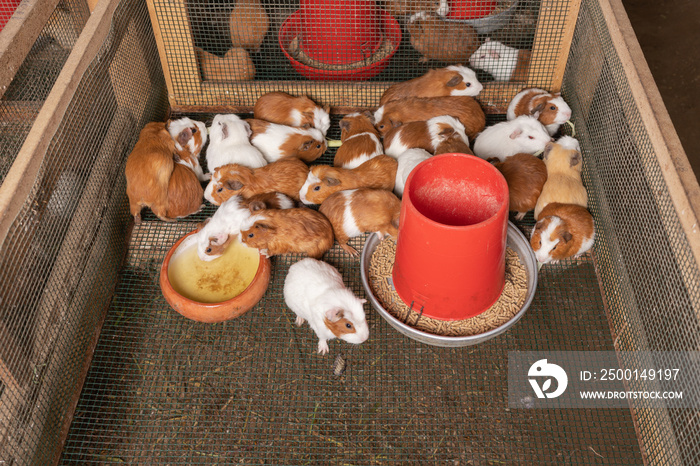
[
  {"left": 383, "top": 115, "right": 469, "bottom": 157},
  {"left": 333, "top": 111, "right": 383, "bottom": 169},
  {"left": 168, "top": 116, "right": 209, "bottom": 182},
  {"left": 407, "top": 12, "right": 479, "bottom": 64},
  {"left": 245, "top": 118, "right": 327, "bottom": 163},
  {"left": 239, "top": 207, "right": 334, "bottom": 259},
  {"left": 299, "top": 154, "right": 398, "bottom": 205},
  {"left": 383, "top": 0, "right": 449, "bottom": 17},
  {"left": 283, "top": 258, "right": 369, "bottom": 355},
  {"left": 195, "top": 47, "right": 255, "bottom": 82},
  {"left": 490, "top": 153, "right": 547, "bottom": 220},
  {"left": 379, "top": 65, "right": 482, "bottom": 106},
  {"left": 393, "top": 148, "right": 432, "bottom": 197},
  {"left": 433, "top": 130, "right": 473, "bottom": 155},
  {"left": 204, "top": 157, "right": 309, "bottom": 205},
  {"left": 374, "top": 95, "right": 485, "bottom": 141},
  {"left": 469, "top": 38, "right": 531, "bottom": 82},
  {"left": 195, "top": 192, "right": 294, "bottom": 261},
  {"left": 228, "top": 0, "right": 268, "bottom": 52},
  {"left": 165, "top": 160, "right": 205, "bottom": 220},
  {"left": 319, "top": 188, "right": 401, "bottom": 256},
  {"left": 472, "top": 115, "right": 552, "bottom": 162},
  {"left": 534, "top": 136, "right": 588, "bottom": 220},
  {"left": 253, "top": 91, "right": 330, "bottom": 136},
  {"left": 507, "top": 88, "right": 572, "bottom": 136},
  {"left": 206, "top": 114, "right": 267, "bottom": 172},
  {"left": 530, "top": 202, "right": 595, "bottom": 264}
]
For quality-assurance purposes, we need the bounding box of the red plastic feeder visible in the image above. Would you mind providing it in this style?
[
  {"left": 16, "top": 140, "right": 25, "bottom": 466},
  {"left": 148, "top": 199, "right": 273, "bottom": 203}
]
[
  {"left": 392, "top": 153, "right": 509, "bottom": 320},
  {"left": 447, "top": 0, "right": 498, "bottom": 20}
]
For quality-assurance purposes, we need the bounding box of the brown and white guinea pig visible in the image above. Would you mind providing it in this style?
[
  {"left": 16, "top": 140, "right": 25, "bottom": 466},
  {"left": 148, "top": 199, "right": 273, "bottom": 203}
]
[
  {"left": 383, "top": 115, "right": 470, "bottom": 158},
  {"left": 373, "top": 95, "right": 486, "bottom": 141},
  {"left": 534, "top": 136, "right": 588, "bottom": 220},
  {"left": 245, "top": 118, "right": 327, "bottom": 163},
  {"left": 407, "top": 12, "right": 480, "bottom": 64},
  {"left": 472, "top": 115, "right": 552, "bottom": 162},
  {"left": 299, "top": 155, "right": 398, "bottom": 205},
  {"left": 507, "top": 88, "right": 572, "bottom": 136},
  {"left": 319, "top": 188, "right": 401, "bottom": 256},
  {"left": 253, "top": 91, "right": 331, "bottom": 136},
  {"left": 433, "top": 130, "right": 473, "bottom": 155},
  {"left": 228, "top": 0, "right": 268, "bottom": 52},
  {"left": 283, "top": 258, "right": 369, "bottom": 355},
  {"left": 379, "top": 65, "right": 482, "bottom": 106},
  {"left": 195, "top": 47, "right": 255, "bottom": 82},
  {"left": 394, "top": 149, "right": 432, "bottom": 198},
  {"left": 204, "top": 157, "right": 309, "bottom": 205},
  {"left": 333, "top": 111, "right": 383, "bottom": 169},
  {"left": 469, "top": 38, "right": 531, "bottom": 82},
  {"left": 490, "top": 153, "right": 547, "bottom": 220},
  {"left": 383, "top": 0, "right": 450, "bottom": 17},
  {"left": 195, "top": 192, "right": 294, "bottom": 261},
  {"left": 530, "top": 202, "right": 595, "bottom": 264},
  {"left": 168, "top": 117, "right": 209, "bottom": 182},
  {"left": 239, "top": 207, "right": 334, "bottom": 259}
]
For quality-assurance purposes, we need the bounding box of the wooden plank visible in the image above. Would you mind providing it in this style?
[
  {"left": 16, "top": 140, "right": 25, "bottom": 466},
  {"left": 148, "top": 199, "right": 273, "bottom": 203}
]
[{"left": 0, "top": 321, "right": 30, "bottom": 394}]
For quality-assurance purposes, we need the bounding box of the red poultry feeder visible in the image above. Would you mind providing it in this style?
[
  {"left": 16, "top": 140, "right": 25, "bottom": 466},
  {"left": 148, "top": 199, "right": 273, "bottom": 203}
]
[
  {"left": 391, "top": 153, "right": 509, "bottom": 320},
  {"left": 447, "top": 0, "right": 498, "bottom": 20}
]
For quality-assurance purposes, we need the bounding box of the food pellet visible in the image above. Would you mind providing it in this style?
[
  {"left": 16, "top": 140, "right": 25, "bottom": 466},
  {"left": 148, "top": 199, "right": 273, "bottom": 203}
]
[{"left": 368, "top": 237, "right": 528, "bottom": 337}]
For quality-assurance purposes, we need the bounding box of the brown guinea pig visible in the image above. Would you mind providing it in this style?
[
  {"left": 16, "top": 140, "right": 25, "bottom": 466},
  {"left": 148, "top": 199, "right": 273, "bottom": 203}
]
[
  {"left": 195, "top": 46, "right": 255, "bottom": 82},
  {"left": 490, "top": 153, "right": 547, "bottom": 220},
  {"left": 204, "top": 157, "right": 309, "bottom": 205},
  {"left": 239, "top": 208, "right": 334, "bottom": 259},
  {"left": 407, "top": 12, "right": 480, "bottom": 64},
  {"left": 383, "top": 115, "right": 471, "bottom": 157},
  {"left": 333, "top": 111, "right": 383, "bottom": 169},
  {"left": 534, "top": 136, "right": 588, "bottom": 220},
  {"left": 319, "top": 188, "right": 401, "bottom": 256},
  {"left": 253, "top": 92, "right": 330, "bottom": 136},
  {"left": 373, "top": 95, "right": 485, "bottom": 141},
  {"left": 530, "top": 202, "right": 595, "bottom": 264},
  {"left": 228, "top": 0, "right": 268, "bottom": 52},
  {"left": 245, "top": 118, "right": 327, "bottom": 163},
  {"left": 379, "top": 65, "right": 483, "bottom": 106},
  {"left": 299, "top": 155, "right": 398, "bottom": 205},
  {"left": 166, "top": 163, "right": 205, "bottom": 220}
]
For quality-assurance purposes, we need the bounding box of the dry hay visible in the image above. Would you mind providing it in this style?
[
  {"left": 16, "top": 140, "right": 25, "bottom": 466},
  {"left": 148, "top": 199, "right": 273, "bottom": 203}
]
[
  {"left": 368, "top": 237, "right": 528, "bottom": 337},
  {"left": 288, "top": 35, "right": 395, "bottom": 71}
]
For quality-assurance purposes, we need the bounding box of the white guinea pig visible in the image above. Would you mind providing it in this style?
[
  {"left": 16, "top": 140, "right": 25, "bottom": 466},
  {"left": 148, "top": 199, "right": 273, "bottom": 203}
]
[
  {"left": 472, "top": 115, "right": 552, "bottom": 162},
  {"left": 394, "top": 148, "right": 432, "bottom": 197},
  {"left": 283, "top": 258, "right": 369, "bottom": 355},
  {"left": 206, "top": 114, "right": 267, "bottom": 172},
  {"left": 168, "top": 116, "right": 209, "bottom": 182},
  {"left": 469, "top": 38, "right": 531, "bottom": 82}
]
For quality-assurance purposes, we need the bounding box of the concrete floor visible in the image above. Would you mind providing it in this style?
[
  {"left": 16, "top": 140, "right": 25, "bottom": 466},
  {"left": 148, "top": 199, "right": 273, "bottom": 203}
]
[{"left": 621, "top": 0, "right": 700, "bottom": 181}]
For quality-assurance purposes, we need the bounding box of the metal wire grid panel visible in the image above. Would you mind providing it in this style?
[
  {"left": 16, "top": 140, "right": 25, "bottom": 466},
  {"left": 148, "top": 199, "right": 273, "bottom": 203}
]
[
  {"left": 563, "top": 0, "right": 700, "bottom": 464},
  {"left": 0, "top": 0, "right": 168, "bottom": 463},
  {"left": 147, "top": 0, "right": 578, "bottom": 111},
  {"left": 0, "top": 0, "right": 89, "bottom": 185}
]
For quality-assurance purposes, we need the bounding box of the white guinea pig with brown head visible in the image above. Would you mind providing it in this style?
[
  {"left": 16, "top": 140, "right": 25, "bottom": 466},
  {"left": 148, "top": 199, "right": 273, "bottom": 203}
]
[
  {"left": 531, "top": 202, "right": 595, "bottom": 263},
  {"left": 299, "top": 155, "right": 398, "bottom": 205},
  {"left": 469, "top": 38, "right": 531, "bottom": 82},
  {"left": 283, "top": 258, "right": 369, "bottom": 355},
  {"left": 319, "top": 188, "right": 401, "bottom": 256},
  {"left": 333, "top": 111, "right": 383, "bottom": 169},
  {"left": 383, "top": 115, "right": 469, "bottom": 157},
  {"left": 253, "top": 92, "right": 331, "bottom": 136},
  {"left": 245, "top": 118, "right": 327, "bottom": 163},
  {"left": 206, "top": 114, "right": 267, "bottom": 172},
  {"left": 472, "top": 115, "right": 552, "bottom": 162},
  {"left": 379, "top": 65, "right": 482, "bottom": 106},
  {"left": 507, "top": 88, "right": 572, "bottom": 136},
  {"left": 534, "top": 136, "right": 588, "bottom": 220}
]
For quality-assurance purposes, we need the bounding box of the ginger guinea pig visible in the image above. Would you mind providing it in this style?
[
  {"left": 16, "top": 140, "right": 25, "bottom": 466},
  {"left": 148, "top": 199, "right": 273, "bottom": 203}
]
[
  {"left": 531, "top": 202, "right": 595, "bottom": 264},
  {"left": 383, "top": 115, "right": 469, "bottom": 157},
  {"left": 469, "top": 38, "right": 531, "bottom": 82},
  {"left": 373, "top": 95, "right": 485, "bottom": 141},
  {"left": 472, "top": 115, "right": 552, "bottom": 162},
  {"left": 204, "top": 157, "right": 309, "bottom": 205},
  {"left": 239, "top": 207, "right": 334, "bottom": 259},
  {"left": 319, "top": 188, "right": 401, "bottom": 256},
  {"left": 253, "top": 91, "right": 330, "bottom": 136},
  {"left": 534, "top": 136, "right": 588, "bottom": 220},
  {"left": 299, "top": 155, "right": 398, "bottom": 205},
  {"left": 407, "top": 12, "right": 479, "bottom": 64},
  {"left": 507, "top": 88, "right": 572, "bottom": 136},
  {"left": 228, "top": 0, "right": 268, "bottom": 52},
  {"left": 379, "top": 65, "right": 482, "bottom": 106},
  {"left": 284, "top": 258, "right": 369, "bottom": 355},
  {"left": 333, "top": 111, "right": 383, "bottom": 169},
  {"left": 490, "top": 153, "right": 547, "bottom": 220},
  {"left": 246, "top": 118, "right": 327, "bottom": 163}
]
